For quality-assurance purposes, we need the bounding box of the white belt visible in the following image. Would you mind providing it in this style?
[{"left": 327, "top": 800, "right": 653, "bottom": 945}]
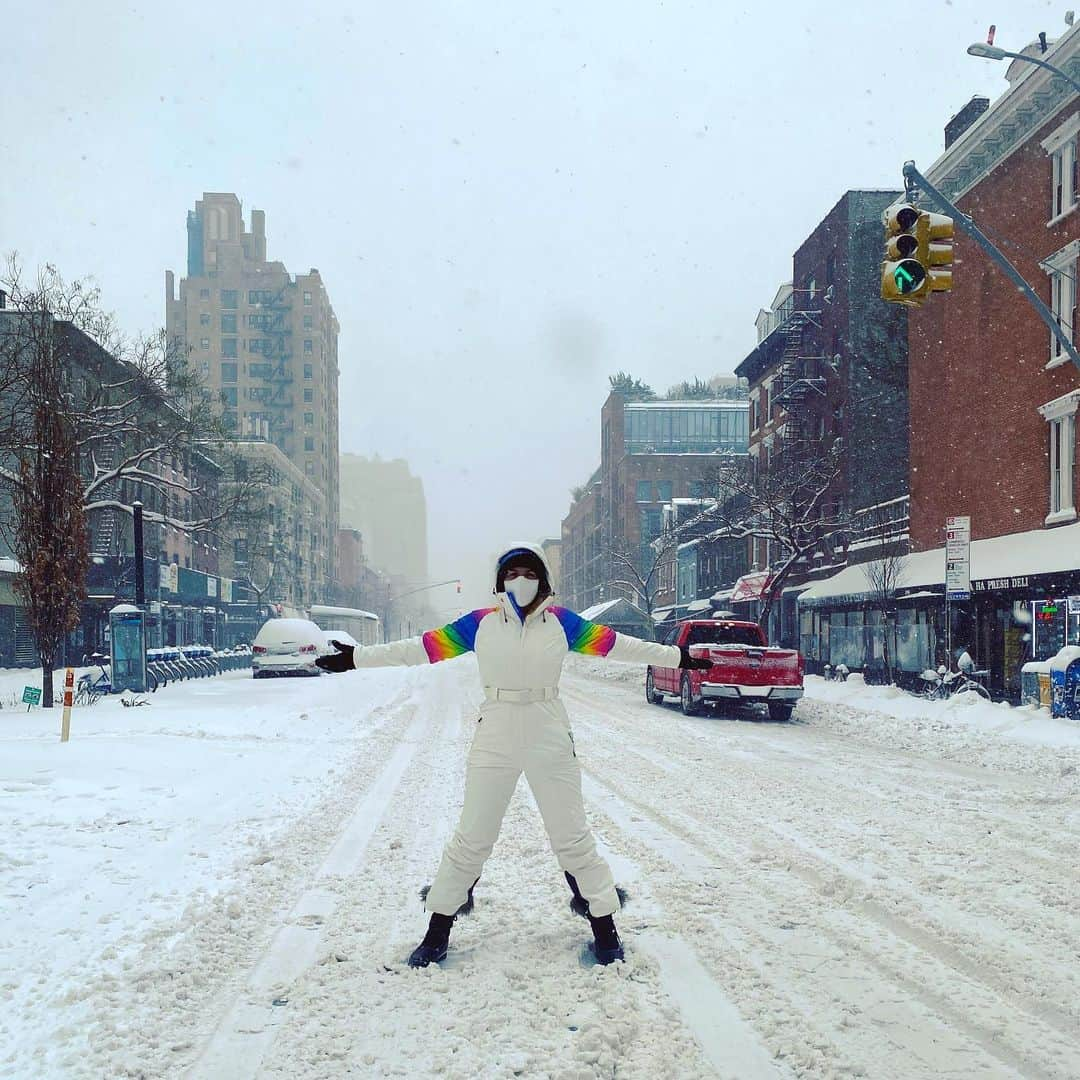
[{"left": 483, "top": 686, "right": 559, "bottom": 704}]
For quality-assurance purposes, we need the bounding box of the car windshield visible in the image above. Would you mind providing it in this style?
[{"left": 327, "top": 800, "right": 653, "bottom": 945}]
[{"left": 686, "top": 625, "right": 762, "bottom": 647}]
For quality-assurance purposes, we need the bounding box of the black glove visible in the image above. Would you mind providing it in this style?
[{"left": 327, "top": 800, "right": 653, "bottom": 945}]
[
  {"left": 315, "top": 639, "right": 355, "bottom": 673},
  {"left": 678, "top": 645, "right": 712, "bottom": 670}
]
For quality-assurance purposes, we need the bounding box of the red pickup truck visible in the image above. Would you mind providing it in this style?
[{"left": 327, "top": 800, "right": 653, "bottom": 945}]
[{"left": 646, "top": 619, "right": 804, "bottom": 722}]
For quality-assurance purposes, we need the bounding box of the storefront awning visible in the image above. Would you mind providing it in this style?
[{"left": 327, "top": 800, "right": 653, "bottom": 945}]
[
  {"left": 686, "top": 598, "right": 712, "bottom": 612},
  {"left": 799, "top": 520, "right": 1080, "bottom": 606},
  {"left": 730, "top": 571, "right": 774, "bottom": 603}
]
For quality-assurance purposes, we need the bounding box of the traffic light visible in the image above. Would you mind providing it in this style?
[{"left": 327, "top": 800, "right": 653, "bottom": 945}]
[
  {"left": 882, "top": 205, "right": 929, "bottom": 305},
  {"left": 923, "top": 211, "right": 954, "bottom": 294},
  {"left": 881, "top": 206, "right": 954, "bottom": 304}
]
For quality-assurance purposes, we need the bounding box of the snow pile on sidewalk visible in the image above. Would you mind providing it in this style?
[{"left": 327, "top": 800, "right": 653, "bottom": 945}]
[{"left": 805, "top": 673, "right": 1080, "bottom": 750}]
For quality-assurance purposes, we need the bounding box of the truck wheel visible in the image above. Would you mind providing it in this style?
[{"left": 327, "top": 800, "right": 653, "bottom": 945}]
[
  {"left": 680, "top": 676, "right": 701, "bottom": 716},
  {"left": 768, "top": 702, "right": 794, "bottom": 723},
  {"left": 646, "top": 670, "right": 664, "bottom": 705}
]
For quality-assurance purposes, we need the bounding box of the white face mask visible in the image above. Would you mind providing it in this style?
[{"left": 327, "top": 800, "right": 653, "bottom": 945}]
[{"left": 504, "top": 576, "right": 540, "bottom": 607}]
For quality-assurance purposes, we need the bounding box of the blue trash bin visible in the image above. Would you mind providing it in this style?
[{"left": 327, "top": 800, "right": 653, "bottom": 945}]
[
  {"left": 1048, "top": 647, "right": 1080, "bottom": 719},
  {"left": 1065, "top": 658, "right": 1080, "bottom": 722}
]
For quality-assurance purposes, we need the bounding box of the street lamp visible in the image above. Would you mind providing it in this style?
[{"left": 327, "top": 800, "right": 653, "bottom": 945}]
[{"left": 966, "top": 40, "right": 1080, "bottom": 96}]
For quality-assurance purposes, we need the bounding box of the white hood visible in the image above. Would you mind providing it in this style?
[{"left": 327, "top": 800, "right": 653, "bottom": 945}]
[{"left": 493, "top": 541, "right": 555, "bottom": 595}]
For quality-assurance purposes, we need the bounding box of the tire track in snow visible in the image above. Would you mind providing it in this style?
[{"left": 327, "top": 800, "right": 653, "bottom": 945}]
[
  {"left": 564, "top": 681, "right": 1080, "bottom": 1005},
  {"left": 187, "top": 700, "right": 428, "bottom": 1078},
  {"left": 564, "top": 681, "right": 1078, "bottom": 1079}
]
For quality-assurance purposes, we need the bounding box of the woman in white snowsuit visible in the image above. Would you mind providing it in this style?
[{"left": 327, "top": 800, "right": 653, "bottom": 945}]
[{"left": 316, "top": 541, "right": 710, "bottom": 967}]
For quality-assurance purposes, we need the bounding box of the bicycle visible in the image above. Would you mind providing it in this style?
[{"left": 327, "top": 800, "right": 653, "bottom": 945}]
[
  {"left": 75, "top": 654, "right": 112, "bottom": 705},
  {"left": 919, "top": 665, "right": 991, "bottom": 701}
]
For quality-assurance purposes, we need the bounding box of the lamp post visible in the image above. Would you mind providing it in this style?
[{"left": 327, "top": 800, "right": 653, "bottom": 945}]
[{"left": 966, "top": 40, "right": 1080, "bottom": 96}]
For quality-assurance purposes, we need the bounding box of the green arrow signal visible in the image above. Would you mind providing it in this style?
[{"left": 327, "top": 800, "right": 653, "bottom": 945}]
[{"left": 894, "top": 265, "right": 915, "bottom": 289}]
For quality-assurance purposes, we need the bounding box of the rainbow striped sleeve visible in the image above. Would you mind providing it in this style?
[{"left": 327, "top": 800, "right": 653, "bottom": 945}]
[
  {"left": 422, "top": 608, "right": 497, "bottom": 664},
  {"left": 549, "top": 606, "right": 617, "bottom": 657}
]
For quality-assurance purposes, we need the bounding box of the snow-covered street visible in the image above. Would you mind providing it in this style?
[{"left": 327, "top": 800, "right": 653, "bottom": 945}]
[{"left": 3, "top": 659, "right": 1079, "bottom": 1079}]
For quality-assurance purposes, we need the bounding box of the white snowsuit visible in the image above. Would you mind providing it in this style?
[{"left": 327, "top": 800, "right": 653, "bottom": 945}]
[{"left": 349, "top": 542, "right": 681, "bottom": 918}]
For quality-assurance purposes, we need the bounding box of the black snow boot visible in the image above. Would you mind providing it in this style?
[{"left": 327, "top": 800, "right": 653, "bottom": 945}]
[
  {"left": 565, "top": 872, "right": 629, "bottom": 919},
  {"left": 588, "top": 913, "right": 625, "bottom": 965},
  {"left": 420, "top": 876, "right": 478, "bottom": 917},
  {"left": 408, "top": 912, "right": 454, "bottom": 968}
]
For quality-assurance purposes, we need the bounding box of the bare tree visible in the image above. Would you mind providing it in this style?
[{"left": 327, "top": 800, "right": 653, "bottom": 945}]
[
  {"left": 704, "top": 439, "right": 848, "bottom": 631},
  {"left": 0, "top": 258, "right": 274, "bottom": 674},
  {"left": 605, "top": 528, "right": 684, "bottom": 634},
  {"left": 859, "top": 505, "right": 909, "bottom": 684},
  {"left": 3, "top": 313, "right": 89, "bottom": 706},
  {"left": 0, "top": 258, "right": 263, "bottom": 543}
]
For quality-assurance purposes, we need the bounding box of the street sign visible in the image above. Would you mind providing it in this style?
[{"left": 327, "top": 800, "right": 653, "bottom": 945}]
[
  {"left": 945, "top": 515, "right": 971, "bottom": 600},
  {"left": 22, "top": 686, "right": 41, "bottom": 707}
]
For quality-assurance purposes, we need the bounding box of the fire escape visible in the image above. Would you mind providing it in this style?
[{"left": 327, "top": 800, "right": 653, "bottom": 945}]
[
  {"left": 770, "top": 310, "right": 832, "bottom": 463},
  {"left": 250, "top": 286, "right": 294, "bottom": 445}
]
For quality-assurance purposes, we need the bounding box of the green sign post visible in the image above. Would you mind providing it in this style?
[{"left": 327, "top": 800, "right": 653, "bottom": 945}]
[{"left": 22, "top": 686, "right": 41, "bottom": 711}]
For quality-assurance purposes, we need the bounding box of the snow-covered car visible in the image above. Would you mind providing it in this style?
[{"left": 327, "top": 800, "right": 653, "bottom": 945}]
[{"left": 251, "top": 618, "right": 325, "bottom": 678}]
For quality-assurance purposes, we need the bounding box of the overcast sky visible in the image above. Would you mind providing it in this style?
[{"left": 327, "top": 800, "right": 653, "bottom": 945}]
[{"left": 0, "top": 0, "right": 1065, "bottom": 610}]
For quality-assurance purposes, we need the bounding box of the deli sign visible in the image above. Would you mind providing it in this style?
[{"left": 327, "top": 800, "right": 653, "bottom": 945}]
[{"left": 971, "top": 576, "right": 1030, "bottom": 593}]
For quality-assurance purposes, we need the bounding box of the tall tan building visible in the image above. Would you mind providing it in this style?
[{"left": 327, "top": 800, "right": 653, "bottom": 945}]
[{"left": 165, "top": 193, "right": 340, "bottom": 592}]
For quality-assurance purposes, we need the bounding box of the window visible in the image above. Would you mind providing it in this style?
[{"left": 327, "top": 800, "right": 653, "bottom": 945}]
[
  {"left": 304, "top": 437, "right": 315, "bottom": 452},
  {"left": 221, "top": 338, "right": 238, "bottom": 358},
  {"left": 304, "top": 412, "right": 314, "bottom": 426},
  {"left": 1042, "top": 113, "right": 1080, "bottom": 222},
  {"left": 1042, "top": 241, "right": 1079, "bottom": 366},
  {"left": 199, "top": 312, "right": 210, "bottom": 326},
  {"left": 825, "top": 252, "right": 836, "bottom": 287},
  {"left": 220, "top": 289, "right": 238, "bottom": 308},
  {"left": 199, "top": 288, "right": 210, "bottom": 300},
  {"left": 249, "top": 362, "right": 272, "bottom": 378},
  {"left": 1039, "top": 390, "right": 1079, "bottom": 523},
  {"left": 303, "top": 315, "right": 313, "bottom": 329},
  {"left": 303, "top": 291, "right": 313, "bottom": 306},
  {"left": 221, "top": 313, "right": 237, "bottom": 333},
  {"left": 807, "top": 276, "right": 816, "bottom": 301},
  {"left": 304, "top": 363, "right": 313, "bottom": 379},
  {"left": 636, "top": 481, "right": 651, "bottom": 502},
  {"left": 220, "top": 387, "right": 238, "bottom": 406},
  {"left": 303, "top": 388, "right": 314, "bottom": 403},
  {"left": 689, "top": 480, "right": 705, "bottom": 498},
  {"left": 200, "top": 337, "right": 210, "bottom": 350},
  {"left": 657, "top": 480, "right": 672, "bottom": 503},
  {"left": 304, "top": 339, "right": 313, "bottom": 354}
]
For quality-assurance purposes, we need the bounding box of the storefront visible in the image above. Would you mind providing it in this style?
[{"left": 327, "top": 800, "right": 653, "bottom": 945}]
[{"left": 798, "top": 522, "right": 1080, "bottom": 698}]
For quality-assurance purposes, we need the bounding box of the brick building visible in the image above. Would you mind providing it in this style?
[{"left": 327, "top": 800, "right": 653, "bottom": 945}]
[
  {"left": 736, "top": 190, "right": 909, "bottom": 646},
  {"left": 560, "top": 391, "right": 749, "bottom": 622},
  {"left": 166, "top": 194, "right": 340, "bottom": 596},
  {"left": 798, "top": 30, "right": 1080, "bottom": 695},
  {"left": 905, "top": 31, "right": 1080, "bottom": 692},
  {"left": 561, "top": 468, "right": 602, "bottom": 611}
]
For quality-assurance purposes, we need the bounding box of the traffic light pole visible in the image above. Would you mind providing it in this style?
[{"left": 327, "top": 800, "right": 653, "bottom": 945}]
[{"left": 902, "top": 161, "right": 1080, "bottom": 375}]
